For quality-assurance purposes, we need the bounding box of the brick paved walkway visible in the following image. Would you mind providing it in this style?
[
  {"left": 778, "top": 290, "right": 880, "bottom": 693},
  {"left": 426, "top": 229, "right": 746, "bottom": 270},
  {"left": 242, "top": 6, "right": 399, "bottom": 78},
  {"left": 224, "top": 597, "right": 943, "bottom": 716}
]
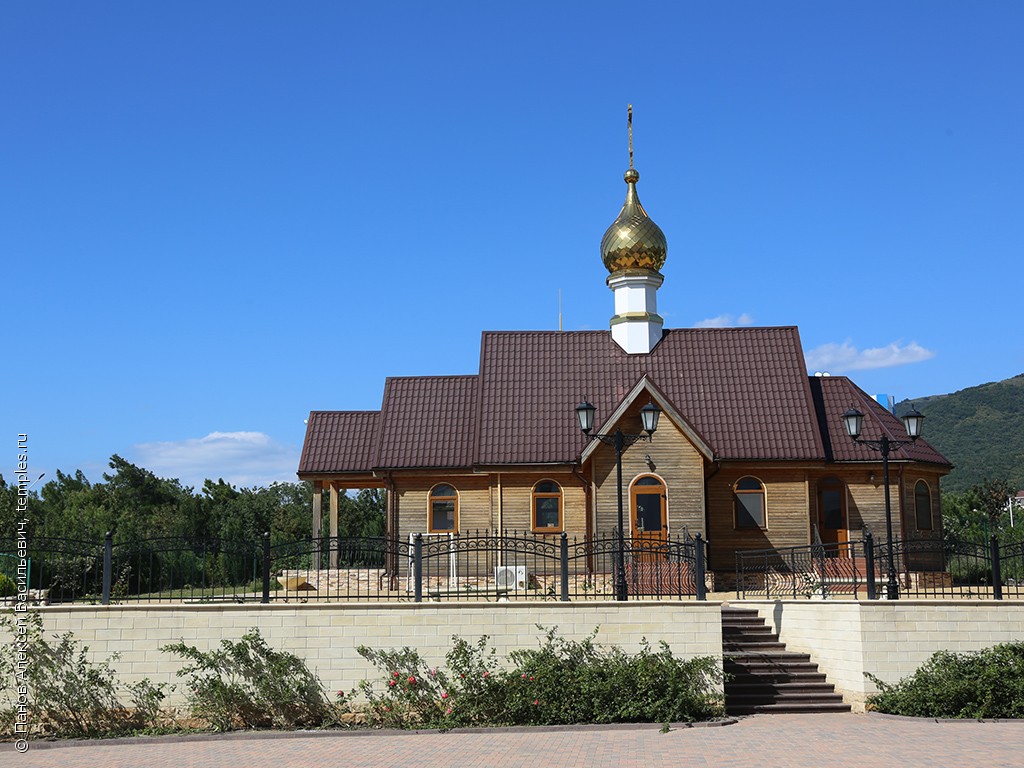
[{"left": 6, "top": 713, "right": 1024, "bottom": 767}]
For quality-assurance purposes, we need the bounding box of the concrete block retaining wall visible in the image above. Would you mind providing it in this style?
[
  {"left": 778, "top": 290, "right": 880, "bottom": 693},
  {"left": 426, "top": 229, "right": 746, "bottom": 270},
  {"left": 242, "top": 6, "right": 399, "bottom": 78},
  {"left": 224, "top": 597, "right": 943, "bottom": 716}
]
[
  {"left": 743, "top": 599, "right": 1024, "bottom": 711},
  {"left": 1, "top": 602, "right": 724, "bottom": 706},
  {"left": 6, "top": 600, "right": 1022, "bottom": 713}
]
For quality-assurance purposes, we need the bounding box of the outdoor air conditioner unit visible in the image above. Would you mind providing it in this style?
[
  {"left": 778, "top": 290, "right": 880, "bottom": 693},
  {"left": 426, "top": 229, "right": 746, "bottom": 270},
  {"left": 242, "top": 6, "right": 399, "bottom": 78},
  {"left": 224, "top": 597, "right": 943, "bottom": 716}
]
[{"left": 494, "top": 565, "right": 528, "bottom": 590}]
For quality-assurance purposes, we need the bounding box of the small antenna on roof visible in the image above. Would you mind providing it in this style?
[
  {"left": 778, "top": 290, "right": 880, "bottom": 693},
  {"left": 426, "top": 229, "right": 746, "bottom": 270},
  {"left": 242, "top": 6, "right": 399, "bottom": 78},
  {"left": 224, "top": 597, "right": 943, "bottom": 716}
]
[{"left": 558, "top": 288, "right": 563, "bottom": 331}]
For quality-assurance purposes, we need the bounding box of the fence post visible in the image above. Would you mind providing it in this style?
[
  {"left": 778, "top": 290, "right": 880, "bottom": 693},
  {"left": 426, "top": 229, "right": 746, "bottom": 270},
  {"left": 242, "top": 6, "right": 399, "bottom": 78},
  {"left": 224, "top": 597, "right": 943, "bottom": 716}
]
[
  {"left": 560, "top": 533, "right": 570, "bottom": 602},
  {"left": 101, "top": 531, "right": 113, "bottom": 605},
  {"left": 695, "top": 534, "right": 707, "bottom": 601},
  {"left": 789, "top": 549, "right": 796, "bottom": 599},
  {"left": 414, "top": 533, "right": 423, "bottom": 603},
  {"left": 991, "top": 535, "right": 1003, "bottom": 601},
  {"left": 865, "top": 532, "right": 877, "bottom": 600},
  {"left": 852, "top": 541, "right": 860, "bottom": 598},
  {"left": 262, "top": 532, "right": 271, "bottom": 604},
  {"left": 735, "top": 554, "right": 742, "bottom": 600}
]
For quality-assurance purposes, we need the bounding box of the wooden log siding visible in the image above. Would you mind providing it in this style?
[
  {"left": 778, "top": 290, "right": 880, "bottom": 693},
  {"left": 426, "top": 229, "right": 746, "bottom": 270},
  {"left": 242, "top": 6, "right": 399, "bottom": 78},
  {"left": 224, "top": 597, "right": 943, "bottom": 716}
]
[
  {"left": 395, "top": 475, "right": 492, "bottom": 534},
  {"left": 590, "top": 406, "right": 706, "bottom": 540},
  {"left": 847, "top": 477, "right": 885, "bottom": 540},
  {"left": 707, "top": 466, "right": 811, "bottom": 568},
  {"left": 488, "top": 473, "right": 586, "bottom": 535}
]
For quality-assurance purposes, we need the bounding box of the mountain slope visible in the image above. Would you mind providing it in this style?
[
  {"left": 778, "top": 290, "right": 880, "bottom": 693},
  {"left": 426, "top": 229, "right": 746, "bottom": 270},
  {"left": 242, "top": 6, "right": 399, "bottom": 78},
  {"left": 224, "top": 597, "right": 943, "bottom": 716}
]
[{"left": 896, "top": 374, "right": 1024, "bottom": 494}]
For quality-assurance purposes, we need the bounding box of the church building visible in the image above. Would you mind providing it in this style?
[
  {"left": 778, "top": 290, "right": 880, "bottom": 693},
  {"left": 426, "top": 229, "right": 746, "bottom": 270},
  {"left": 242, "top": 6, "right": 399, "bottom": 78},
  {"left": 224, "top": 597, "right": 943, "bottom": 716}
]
[{"left": 297, "top": 123, "right": 951, "bottom": 588}]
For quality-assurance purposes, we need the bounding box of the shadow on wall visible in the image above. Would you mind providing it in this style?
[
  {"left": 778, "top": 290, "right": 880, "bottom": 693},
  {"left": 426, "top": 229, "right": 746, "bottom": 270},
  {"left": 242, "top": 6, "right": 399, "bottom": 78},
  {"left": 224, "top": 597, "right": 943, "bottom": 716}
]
[{"left": 772, "top": 600, "right": 784, "bottom": 636}]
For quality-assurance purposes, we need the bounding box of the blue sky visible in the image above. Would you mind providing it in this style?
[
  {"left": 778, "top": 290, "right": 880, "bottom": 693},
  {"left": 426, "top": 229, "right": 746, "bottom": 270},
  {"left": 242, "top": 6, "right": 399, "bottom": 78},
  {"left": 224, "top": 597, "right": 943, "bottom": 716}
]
[{"left": 3, "top": 2, "right": 1022, "bottom": 489}]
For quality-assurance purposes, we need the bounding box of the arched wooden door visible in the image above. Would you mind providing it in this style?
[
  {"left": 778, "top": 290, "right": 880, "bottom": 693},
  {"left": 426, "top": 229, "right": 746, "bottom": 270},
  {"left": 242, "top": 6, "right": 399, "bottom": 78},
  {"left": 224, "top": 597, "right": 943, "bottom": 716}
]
[{"left": 631, "top": 475, "right": 667, "bottom": 562}]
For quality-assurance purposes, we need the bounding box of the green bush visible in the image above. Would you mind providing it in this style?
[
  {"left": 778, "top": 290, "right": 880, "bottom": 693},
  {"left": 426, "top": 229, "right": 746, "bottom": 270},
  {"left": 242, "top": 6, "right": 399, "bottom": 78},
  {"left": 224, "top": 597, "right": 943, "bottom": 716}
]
[
  {"left": 0, "top": 611, "right": 166, "bottom": 739},
  {"left": 867, "top": 642, "right": 1024, "bottom": 718},
  {"left": 352, "top": 626, "right": 724, "bottom": 728},
  {"left": 0, "top": 574, "right": 15, "bottom": 598},
  {"left": 162, "top": 628, "right": 340, "bottom": 731}
]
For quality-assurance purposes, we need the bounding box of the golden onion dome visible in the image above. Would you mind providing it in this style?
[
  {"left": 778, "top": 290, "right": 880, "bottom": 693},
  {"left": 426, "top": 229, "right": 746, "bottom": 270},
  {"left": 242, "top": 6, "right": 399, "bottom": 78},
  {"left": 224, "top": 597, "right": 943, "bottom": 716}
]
[{"left": 600, "top": 167, "right": 668, "bottom": 274}]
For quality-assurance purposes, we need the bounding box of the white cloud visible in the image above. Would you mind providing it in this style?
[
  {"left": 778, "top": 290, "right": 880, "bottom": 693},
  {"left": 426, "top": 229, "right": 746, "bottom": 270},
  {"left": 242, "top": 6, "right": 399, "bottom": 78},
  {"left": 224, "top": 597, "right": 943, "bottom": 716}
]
[
  {"left": 804, "top": 340, "right": 935, "bottom": 373},
  {"left": 694, "top": 313, "right": 755, "bottom": 329},
  {"left": 131, "top": 431, "right": 300, "bottom": 489}
]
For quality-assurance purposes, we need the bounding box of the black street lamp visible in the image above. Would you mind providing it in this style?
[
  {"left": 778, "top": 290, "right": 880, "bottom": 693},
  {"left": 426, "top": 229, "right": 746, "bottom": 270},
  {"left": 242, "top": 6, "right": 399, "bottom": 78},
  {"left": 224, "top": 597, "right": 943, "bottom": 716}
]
[
  {"left": 576, "top": 399, "right": 662, "bottom": 601},
  {"left": 842, "top": 404, "right": 925, "bottom": 599}
]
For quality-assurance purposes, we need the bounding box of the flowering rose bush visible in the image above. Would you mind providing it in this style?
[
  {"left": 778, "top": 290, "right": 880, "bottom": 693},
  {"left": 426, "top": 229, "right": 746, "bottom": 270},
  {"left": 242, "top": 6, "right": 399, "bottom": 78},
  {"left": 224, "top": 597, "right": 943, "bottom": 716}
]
[{"left": 350, "top": 627, "right": 723, "bottom": 729}]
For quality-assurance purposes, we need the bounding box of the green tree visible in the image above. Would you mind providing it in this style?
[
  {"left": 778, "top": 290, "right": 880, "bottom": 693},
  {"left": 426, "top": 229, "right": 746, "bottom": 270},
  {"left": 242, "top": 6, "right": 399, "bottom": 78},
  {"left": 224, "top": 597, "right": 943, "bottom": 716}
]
[
  {"left": 942, "top": 477, "right": 1018, "bottom": 540},
  {"left": 320, "top": 488, "right": 386, "bottom": 539}
]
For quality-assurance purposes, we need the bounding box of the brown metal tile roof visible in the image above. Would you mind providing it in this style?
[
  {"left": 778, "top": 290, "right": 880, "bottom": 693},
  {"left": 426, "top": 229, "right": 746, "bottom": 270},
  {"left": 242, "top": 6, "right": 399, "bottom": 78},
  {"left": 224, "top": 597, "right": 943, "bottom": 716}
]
[
  {"left": 474, "top": 327, "right": 826, "bottom": 464},
  {"left": 809, "top": 376, "right": 951, "bottom": 467},
  {"left": 298, "top": 411, "right": 379, "bottom": 474},
  {"left": 297, "top": 329, "right": 951, "bottom": 473},
  {"left": 374, "top": 375, "right": 478, "bottom": 469}
]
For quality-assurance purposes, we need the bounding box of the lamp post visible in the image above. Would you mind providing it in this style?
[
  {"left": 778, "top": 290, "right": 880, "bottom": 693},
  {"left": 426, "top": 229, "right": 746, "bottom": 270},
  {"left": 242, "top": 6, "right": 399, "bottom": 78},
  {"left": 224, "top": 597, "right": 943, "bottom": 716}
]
[
  {"left": 841, "top": 405, "right": 925, "bottom": 600},
  {"left": 575, "top": 399, "right": 661, "bottom": 601}
]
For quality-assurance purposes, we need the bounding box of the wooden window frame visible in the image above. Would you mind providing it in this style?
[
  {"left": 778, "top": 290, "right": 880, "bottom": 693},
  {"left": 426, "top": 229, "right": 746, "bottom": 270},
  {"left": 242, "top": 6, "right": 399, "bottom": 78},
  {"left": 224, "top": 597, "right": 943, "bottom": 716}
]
[
  {"left": 531, "top": 480, "right": 563, "bottom": 533},
  {"left": 914, "top": 479, "right": 933, "bottom": 531},
  {"left": 734, "top": 476, "right": 767, "bottom": 530},
  {"left": 428, "top": 483, "right": 459, "bottom": 533}
]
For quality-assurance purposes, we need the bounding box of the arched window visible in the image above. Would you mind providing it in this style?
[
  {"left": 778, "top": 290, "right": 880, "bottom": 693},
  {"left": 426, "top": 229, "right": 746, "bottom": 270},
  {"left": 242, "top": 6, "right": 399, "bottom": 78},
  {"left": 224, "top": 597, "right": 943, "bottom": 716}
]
[
  {"left": 734, "top": 476, "right": 766, "bottom": 529},
  {"left": 429, "top": 484, "right": 458, "bottom": 532},
  {"left": 532, "top": 480, "right": 562, "bottom": 531},
  {"left": 915, "top": 480, "right": 932, "bottom": 530}
]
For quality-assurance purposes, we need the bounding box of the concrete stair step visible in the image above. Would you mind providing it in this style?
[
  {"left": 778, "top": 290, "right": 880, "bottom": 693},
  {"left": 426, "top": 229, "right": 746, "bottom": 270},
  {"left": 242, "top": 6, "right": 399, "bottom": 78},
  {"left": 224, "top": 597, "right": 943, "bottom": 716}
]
[
  {"left": 726, "top": 681, "right": 837, "bottom": 694},
  {"left": 721, "top": 611, "right": 762, "bottom": 621},
  {"left": 726, "top": 672, "right": 830, "bottom": 686},
  {"left": 721, "top": 605, "right": 849, "bottom": 715},
  {"left": 722, "top": 625, "right": 776, "bottom": 636},
  {"left": 725, "top": 651, "right": 813, "bottom": 663},
  {"left": 722, "top": 616, "right": 766, "bottom": 624},
  {"left": 727, "top": 701, "right": 852, "bottom": 715},
  {"left": 726, "top": 667, "right": 821, "bottom": 677},
  {"left": 726, "top": 690, "right": 847, "bottom": 703},
  {"left": 723, "top": 640, "right": 788, "bottom": 652}
]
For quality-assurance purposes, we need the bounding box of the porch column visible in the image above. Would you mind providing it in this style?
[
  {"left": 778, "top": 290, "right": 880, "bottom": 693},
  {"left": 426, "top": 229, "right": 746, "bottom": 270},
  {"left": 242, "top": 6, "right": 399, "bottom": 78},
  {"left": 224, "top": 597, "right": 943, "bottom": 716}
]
[
  {"left": 389, "top": 483, "right": 400, "bottom": 581},
  {"left": 312, "top": 480, "right": 323, "bottom": 569},
  {"left": 329, "top": 482, "right": 340, "bottom": 569}
]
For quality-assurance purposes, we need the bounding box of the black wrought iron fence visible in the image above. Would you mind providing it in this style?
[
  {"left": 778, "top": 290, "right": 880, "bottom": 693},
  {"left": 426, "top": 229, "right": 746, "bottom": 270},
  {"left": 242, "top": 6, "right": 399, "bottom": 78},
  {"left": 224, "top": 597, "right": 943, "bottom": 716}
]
[
  {"left": 21, "top": 533, "right": 264, "bottom": 604},
  {"left": 110, "top": 536, "right": 262, "bottom": 603},
  {"left": 270, "top": 535, "right": 400, "bottom": 601},
  {"left": 21, "top": 530, "right": 707, "bottom": 604},
  {"left": 0, "top": 551, "right": 31, "bottom": 602},
  {"left": 885, "top": 536, "right": 991, "bottom": 598},
  {"left": 24, "top": 536, "right": 105, "bottom": 603},
  {"left": 736, "top": 532, "right": 1019, "bottom": 601},
  {"left": 266, "top": 530, "right": 706, "bottom": 603},
  {"left": 1000, "top": 539, "right": 1024, "bottom": 599},
  {"left": 735, "top": 540, "right": 869, "bottom": 600}
]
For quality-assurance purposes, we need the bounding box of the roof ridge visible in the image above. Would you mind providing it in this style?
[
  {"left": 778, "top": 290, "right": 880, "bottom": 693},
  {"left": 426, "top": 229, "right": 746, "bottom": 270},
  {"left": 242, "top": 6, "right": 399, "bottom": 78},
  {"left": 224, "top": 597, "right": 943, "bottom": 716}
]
[
  {"left": 469, "top": 332, "right": 489, "bottom": 468},
  {"left": 677, "top": 325, "right": 800, "bottom": 331},
  {"left": 480, "top": 326, "right": 801, "bottom": 336},
  {"left": 791, "top": 326, "right": 827, "bottom": 459},
  {"left": 371, "top": 378, "right": 399, "bottom": 469},
  {"left": 385, "top": 373, "right": 478, "bottom": 381},
  {"left": 307, "top": 409, "right": 379, "bottom": 415}
]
